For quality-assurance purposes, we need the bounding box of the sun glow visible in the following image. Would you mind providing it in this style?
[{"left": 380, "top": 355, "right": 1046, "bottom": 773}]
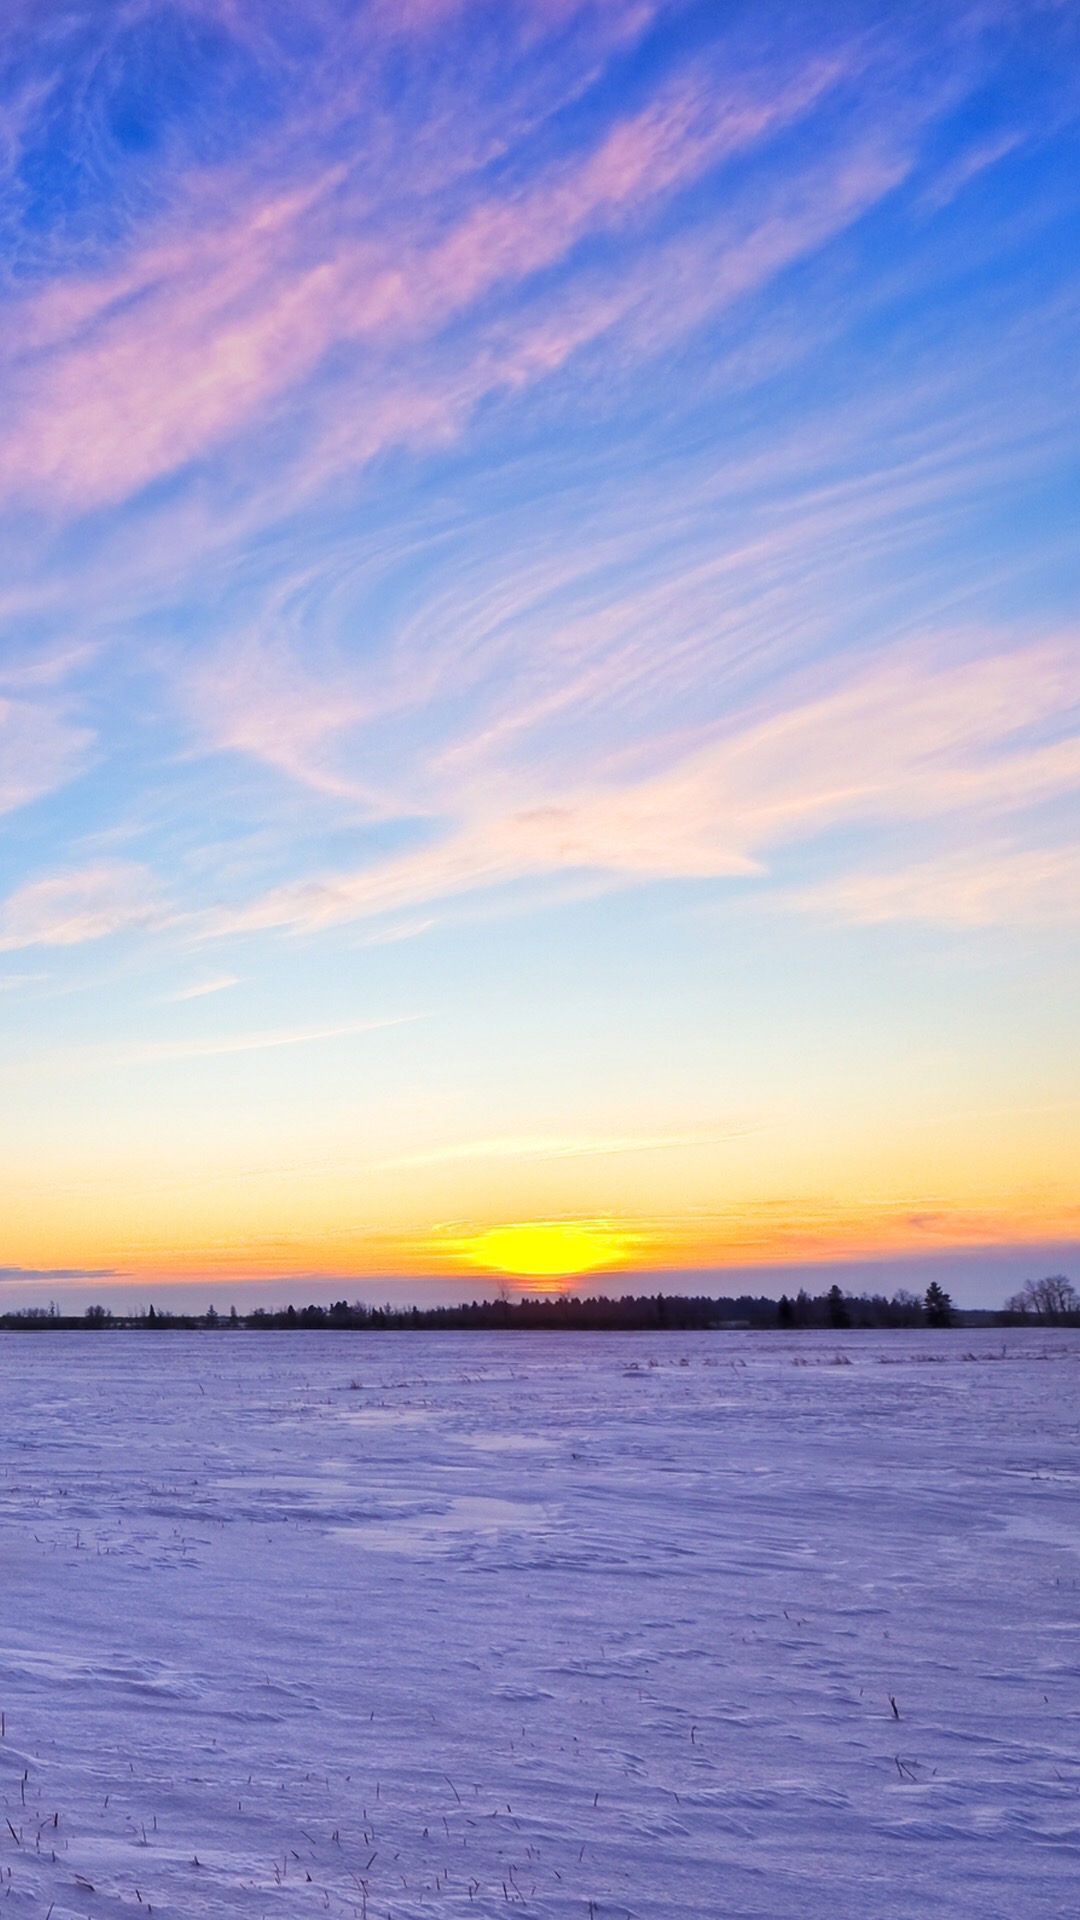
[{"left": 439, "top": 1219, "right": 642, "bottom": 1285}]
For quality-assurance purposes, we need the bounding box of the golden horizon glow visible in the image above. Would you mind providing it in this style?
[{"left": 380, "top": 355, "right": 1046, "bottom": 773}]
[
  {"left": 5, "top": 1184, "right": 1080, "bottom": 1289},
  {"left": 426, "top": 1218, "right": 646, "bottom": 1282}
]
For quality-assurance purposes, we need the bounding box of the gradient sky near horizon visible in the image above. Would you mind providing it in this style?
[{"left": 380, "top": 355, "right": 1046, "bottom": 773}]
[{"left": 1, "top": 0, "right": 1079, "bottom": 1306}]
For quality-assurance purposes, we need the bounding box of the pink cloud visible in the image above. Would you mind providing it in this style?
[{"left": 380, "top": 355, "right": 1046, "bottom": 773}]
[
  {"left": 185, "top": 632, "right": 391, "bottom": 807},
  {"left": 0, "top": 863, "right": 164, "bottom": 951},
  {"left": 424, "top": 61, "right": 840, "bottom": 305},
  {"left": 0, "top": 52, "right": 845, "bottom": 513},
  {"left": 202, "top": 636, "right": 1080, "bottom": 936},
  {"left": 2, "top": 180, "right": 351, "bottom": 509},
  {"left": 0, "top": 692, "right": 91, "bottom": 816},
  {"left": 792, "top": 844, "right": 1080, "bottom": 927},
  {"left": 380, "top": 0, "right": 655, "bottom": 38}
]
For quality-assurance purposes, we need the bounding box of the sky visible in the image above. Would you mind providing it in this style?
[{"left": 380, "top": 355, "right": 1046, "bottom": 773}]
[{"left": 1, "top": 0, "right": 1078, "bottom": 1310}]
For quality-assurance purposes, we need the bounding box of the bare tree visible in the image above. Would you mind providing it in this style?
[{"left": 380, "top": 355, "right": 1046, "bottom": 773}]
[{"left": 1005, "top": 1275, "right": 1079, "bottom": 1323}]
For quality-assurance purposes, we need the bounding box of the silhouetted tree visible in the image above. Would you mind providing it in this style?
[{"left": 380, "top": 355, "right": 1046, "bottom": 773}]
[
  {"left": 1004, "top": 1275, "right": 1078, "bottom": 1323},
  {"left": 924, "top": 1281, "right": 953, "bottom": 1327},
  {"left": 777, "top": 1293, "right": 794, "bottom": 1326},
  {"left": 827, "top": 1284, "right": 849, "bottom": 1328}
]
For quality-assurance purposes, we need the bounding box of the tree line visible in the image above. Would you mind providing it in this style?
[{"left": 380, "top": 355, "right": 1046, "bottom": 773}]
[
  {"left": 4, "top": 1276, "right": 1075, "bottom": 1331},
  {"left": 2, "top": 1276, "right": 1076, "bottom": 1332}
]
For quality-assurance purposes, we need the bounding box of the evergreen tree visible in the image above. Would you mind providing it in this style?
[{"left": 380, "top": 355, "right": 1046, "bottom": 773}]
[
  {"left": 827, "top": 1283, "right": 849, "bottom": 1328},
  {"left": 924, "top": 1280, "right": 953, "bottom": 1327}
]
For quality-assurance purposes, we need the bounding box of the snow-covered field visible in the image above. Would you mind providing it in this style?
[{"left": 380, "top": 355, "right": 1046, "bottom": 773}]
[{"left": 0, "top": 1329, "right": 1077, "bottom": 1919}]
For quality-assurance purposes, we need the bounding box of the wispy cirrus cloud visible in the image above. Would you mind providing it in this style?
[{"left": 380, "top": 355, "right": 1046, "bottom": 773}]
[
  {"left": 794, "top": 842, "right": 1080, "bottom": 927},
  {"left": 377, "top": 1120, "right": 764, "bottom": 1171},
  {"left": 118, "top": 1013, "right": 417, "bottom": 1064},
  {"left": 204, "top": 636, "right": 1080, "bottom": 935},
  {"left": 0, "top": 37, "right": 864, "bottom": 515},
  {"left": 0, "top": 693, "right": 90, "bottom": 815},
  {"left": 0, "top": 1266, "right": 118, "bottom": 1283},
  {"left": 167, "top": 974, "right": 240, "bottom": 1001},
  {"left": 0, "top": 862, "right": 163, "bottom": 951},
  {"left": 0, "top": 1015, "right": 422, "bottom": 1080},
  {"left": 169, "top": 240, "right": 1080, "bottom": 865}
]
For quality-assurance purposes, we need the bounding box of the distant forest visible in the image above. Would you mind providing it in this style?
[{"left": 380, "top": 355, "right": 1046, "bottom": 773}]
[{"left": 2, "top": 1277, "right": 1077, "bottom": 1331}]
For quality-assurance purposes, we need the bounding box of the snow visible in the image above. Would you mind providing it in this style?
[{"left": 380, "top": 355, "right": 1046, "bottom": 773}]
[{"left": 0, "top": 1327, "right": 1077, "bottom": 1919}]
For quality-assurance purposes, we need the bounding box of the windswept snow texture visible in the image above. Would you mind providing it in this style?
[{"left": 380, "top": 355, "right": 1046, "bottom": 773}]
[{"left": 0, "top": 1330, "right": 1077, "bottom": 1919}]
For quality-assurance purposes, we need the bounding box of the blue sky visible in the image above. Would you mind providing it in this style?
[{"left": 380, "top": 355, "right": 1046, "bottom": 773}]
[{"left": 1, "top": 0, "right": 1078, "bottom": 1304}]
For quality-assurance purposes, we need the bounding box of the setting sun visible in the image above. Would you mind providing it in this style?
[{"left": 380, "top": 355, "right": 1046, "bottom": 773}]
[{"left": 438, "top": 1219, "right": 643, "bottom": 1284}]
